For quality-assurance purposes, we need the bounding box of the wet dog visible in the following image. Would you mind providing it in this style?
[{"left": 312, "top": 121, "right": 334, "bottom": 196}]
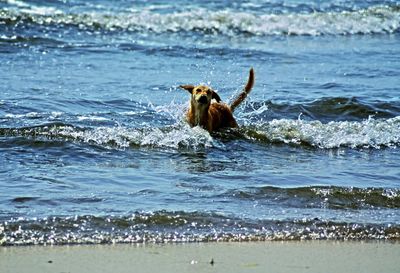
[{"left": 179, "top": 68, "right": 254, "bottom": 133}]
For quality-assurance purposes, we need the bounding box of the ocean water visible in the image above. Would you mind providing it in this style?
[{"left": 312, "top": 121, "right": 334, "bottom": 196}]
[{"left": 0, "top": 0, "right": 400, "bottom": 245}]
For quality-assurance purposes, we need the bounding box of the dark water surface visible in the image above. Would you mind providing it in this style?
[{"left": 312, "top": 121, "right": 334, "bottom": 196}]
[{"left": 1, "top": 0, "right": 400, "bottom": 245}]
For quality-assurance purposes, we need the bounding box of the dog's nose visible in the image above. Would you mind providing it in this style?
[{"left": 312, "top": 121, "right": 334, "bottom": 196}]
[{"left": 198, "top": 95, "right": 208, "bottom": 104}]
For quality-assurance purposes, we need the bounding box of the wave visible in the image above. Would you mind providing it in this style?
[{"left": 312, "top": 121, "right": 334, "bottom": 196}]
[
  {"left": 239, "top": 116, "right": 400, "bottom": 149},
  {"left": 1, "top": 97, "right": 399, "bottom": 150},
  {"left": 1, "top": 211, "right": 399, "bottom": 245},
  {"left": 240, "top": 97, "right": 400, "bottom": 122},
  {"left": 1, "top": 4, "right": 399, "bottom": 36},
  {"left": 0, "top": 34, "right": 64, "bottom": 47},
  {"left": 1, "top": 113, "right": 400, "bottom": 150},
  {"left": 0, "top": 122, "right": 219, "bottom": 150},
  {"left": 8, "top": 185, "right": 398, "bottom": 211},
  {"left": 225, "top": 186, "right": 400, "bottom": 209}
]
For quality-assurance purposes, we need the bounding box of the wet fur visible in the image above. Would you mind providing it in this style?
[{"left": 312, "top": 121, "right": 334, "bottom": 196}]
[{"left": 180, "top": 68, "right": 255, "bottom": 132}]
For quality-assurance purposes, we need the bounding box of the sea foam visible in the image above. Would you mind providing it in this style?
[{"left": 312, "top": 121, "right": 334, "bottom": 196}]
[{"left": 1, "top": 4, "right": 399, "bottom": 36}]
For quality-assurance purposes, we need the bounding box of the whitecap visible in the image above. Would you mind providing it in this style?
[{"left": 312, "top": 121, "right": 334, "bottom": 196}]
[
  {"left": 4, "top": 112, "right": 40, "bottom": 119},
  {"left": 120, "top": 111, "right": 147, "bottom": 116},
  {"left": 50, "top": 123, "right": 221, "bottom": 150},
  {"left": 4, "top": 0, "right": 30, "bottom": 8},
  {"left": 247, "top": 116, "right": 400, "bottom": 149},
  {"left": 77, "top": 116, "right": 109, "bottom": 122},
  {"left": 3, "top": 5, "right": 399, "bottom": 36},
  {"left": 50, "top": 112, "right": 63, "bottom": 118}
]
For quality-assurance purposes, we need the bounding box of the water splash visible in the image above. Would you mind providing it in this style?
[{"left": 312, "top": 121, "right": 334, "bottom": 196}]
[
  {"left": 0, "top": 122, "right": 221, "bottom": 150},
  {"left": 1, "top": 114, "right": 399, "bottom": 150},
  {"left": 242, "top": 116, "right": 400, "bottom": 149}
]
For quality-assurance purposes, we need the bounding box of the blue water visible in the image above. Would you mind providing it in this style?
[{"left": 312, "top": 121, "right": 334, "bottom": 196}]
[{"left": 0, "top": 0, "right": 400, "bottom": 245}]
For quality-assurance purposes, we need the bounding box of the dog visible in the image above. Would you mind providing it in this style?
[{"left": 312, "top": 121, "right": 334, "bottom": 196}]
[{"left": 179, "top": 68, "right": 254, "bottom": 133}]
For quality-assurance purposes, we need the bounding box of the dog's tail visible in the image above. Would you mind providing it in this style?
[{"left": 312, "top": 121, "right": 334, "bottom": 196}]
[{"left": 230, "top": 68, "right": 255, "bottom": 112}]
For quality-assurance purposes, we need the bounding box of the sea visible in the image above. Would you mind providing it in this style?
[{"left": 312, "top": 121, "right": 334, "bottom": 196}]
[{"left": 0, "top": 0, "right": 399, "bottom": 245}]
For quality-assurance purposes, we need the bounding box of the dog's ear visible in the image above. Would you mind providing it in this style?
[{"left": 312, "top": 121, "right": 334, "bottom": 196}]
[
  {"left": 211, "top": 90, "right": 221, "bottom": 102},
  {"left": 179, "top": 85, "right": 195, "bottom": 94}
]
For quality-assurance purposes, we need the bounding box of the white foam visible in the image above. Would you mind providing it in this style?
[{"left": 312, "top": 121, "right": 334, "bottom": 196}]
[
  {"left": 4, "top": 0, "right": 30, "bottom": 8},
  {"left": 5, "top": 112, "right": 40, "bottom": 119},
  {"left": 4, "top": 5, "right": 399, "bottom": 36},
  {"left": 77, "top": 116, "right": 109, "bottom": 122},
  {"left": 0, "top": 35, "right": 17, "bottom": 40},
  {"left": 137, "top": 125, "right": 217, "bottom": 149},
  {"left": 250, "top": 116, "right": 400, "bottom": 149},
  {"left": 5, "top": 0, "right": 62, "bottom": 15},
  {"left": 50, "top": 112, "right": 63, "bottom": 118},
  {"left": 20, "top": 6, "right": 62, "bottom": 16},
  {"left": 51, "top": 123, "right": 220, "bottom": 150},
  {"left": 5, "top": 113, "right": 24, "bottom": 119},
  {"left": 120, "top": 111, "right": 147, "bottom": 116}
]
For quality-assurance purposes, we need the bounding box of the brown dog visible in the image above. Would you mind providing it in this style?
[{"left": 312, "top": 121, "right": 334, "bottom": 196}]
[{"left": 180, "top": 68, "right": 254, "bottom": 132}]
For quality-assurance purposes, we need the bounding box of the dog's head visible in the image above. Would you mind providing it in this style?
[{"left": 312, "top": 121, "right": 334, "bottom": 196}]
[{"left": 179, "top": 85, "right": 221, "bottom": 107}]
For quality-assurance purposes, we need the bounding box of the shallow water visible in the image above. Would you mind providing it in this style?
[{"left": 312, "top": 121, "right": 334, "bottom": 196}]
[{"left": 0, "top": 0, "right": 400, "bottom": 245}]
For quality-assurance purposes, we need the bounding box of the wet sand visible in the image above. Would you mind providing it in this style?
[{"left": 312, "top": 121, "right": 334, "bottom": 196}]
[{"left": 1, "top": 241, "right": 399, "bottom": 273}]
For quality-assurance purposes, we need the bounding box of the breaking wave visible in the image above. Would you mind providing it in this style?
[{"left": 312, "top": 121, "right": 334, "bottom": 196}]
[
  {"left": 1, "top": 97, "right": 399, "bottom": 150},
  {"left": 240, "top": 116, "right": 400, "bottom": 149},
  {"left": 1, "top": 4, "right": 399, "bottom": 36},
  {"left": 0, "top": 122, "right": 220, "bottom": 150},
  {"left": 0, "top": 115, "right": 399, "bottom": 150},
  {"left": 1, "top": 210, "right": 399, "bottom": 245}
]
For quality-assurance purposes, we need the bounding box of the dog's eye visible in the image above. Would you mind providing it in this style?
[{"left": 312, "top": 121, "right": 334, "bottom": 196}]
[
  {"left": 196, "top": 89, "right": 202, "bottom": 93},
  {"left": 206, "top": 89, "right": 211, "bottom": 94}
]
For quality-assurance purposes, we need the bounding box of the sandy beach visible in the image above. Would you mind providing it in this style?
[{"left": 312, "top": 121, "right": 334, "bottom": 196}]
[{"left": 1, "top": 241, "right": 399, "bottom": 273}]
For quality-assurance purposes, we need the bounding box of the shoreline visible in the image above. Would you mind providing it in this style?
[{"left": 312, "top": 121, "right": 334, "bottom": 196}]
[{"left": 1, "top": 241, "right": 399, "bottom": 273}]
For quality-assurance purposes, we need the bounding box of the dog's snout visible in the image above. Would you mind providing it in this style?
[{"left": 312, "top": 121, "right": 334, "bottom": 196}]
[{"left": 198, "top": 95, "right": 208, "bottom": 104}]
